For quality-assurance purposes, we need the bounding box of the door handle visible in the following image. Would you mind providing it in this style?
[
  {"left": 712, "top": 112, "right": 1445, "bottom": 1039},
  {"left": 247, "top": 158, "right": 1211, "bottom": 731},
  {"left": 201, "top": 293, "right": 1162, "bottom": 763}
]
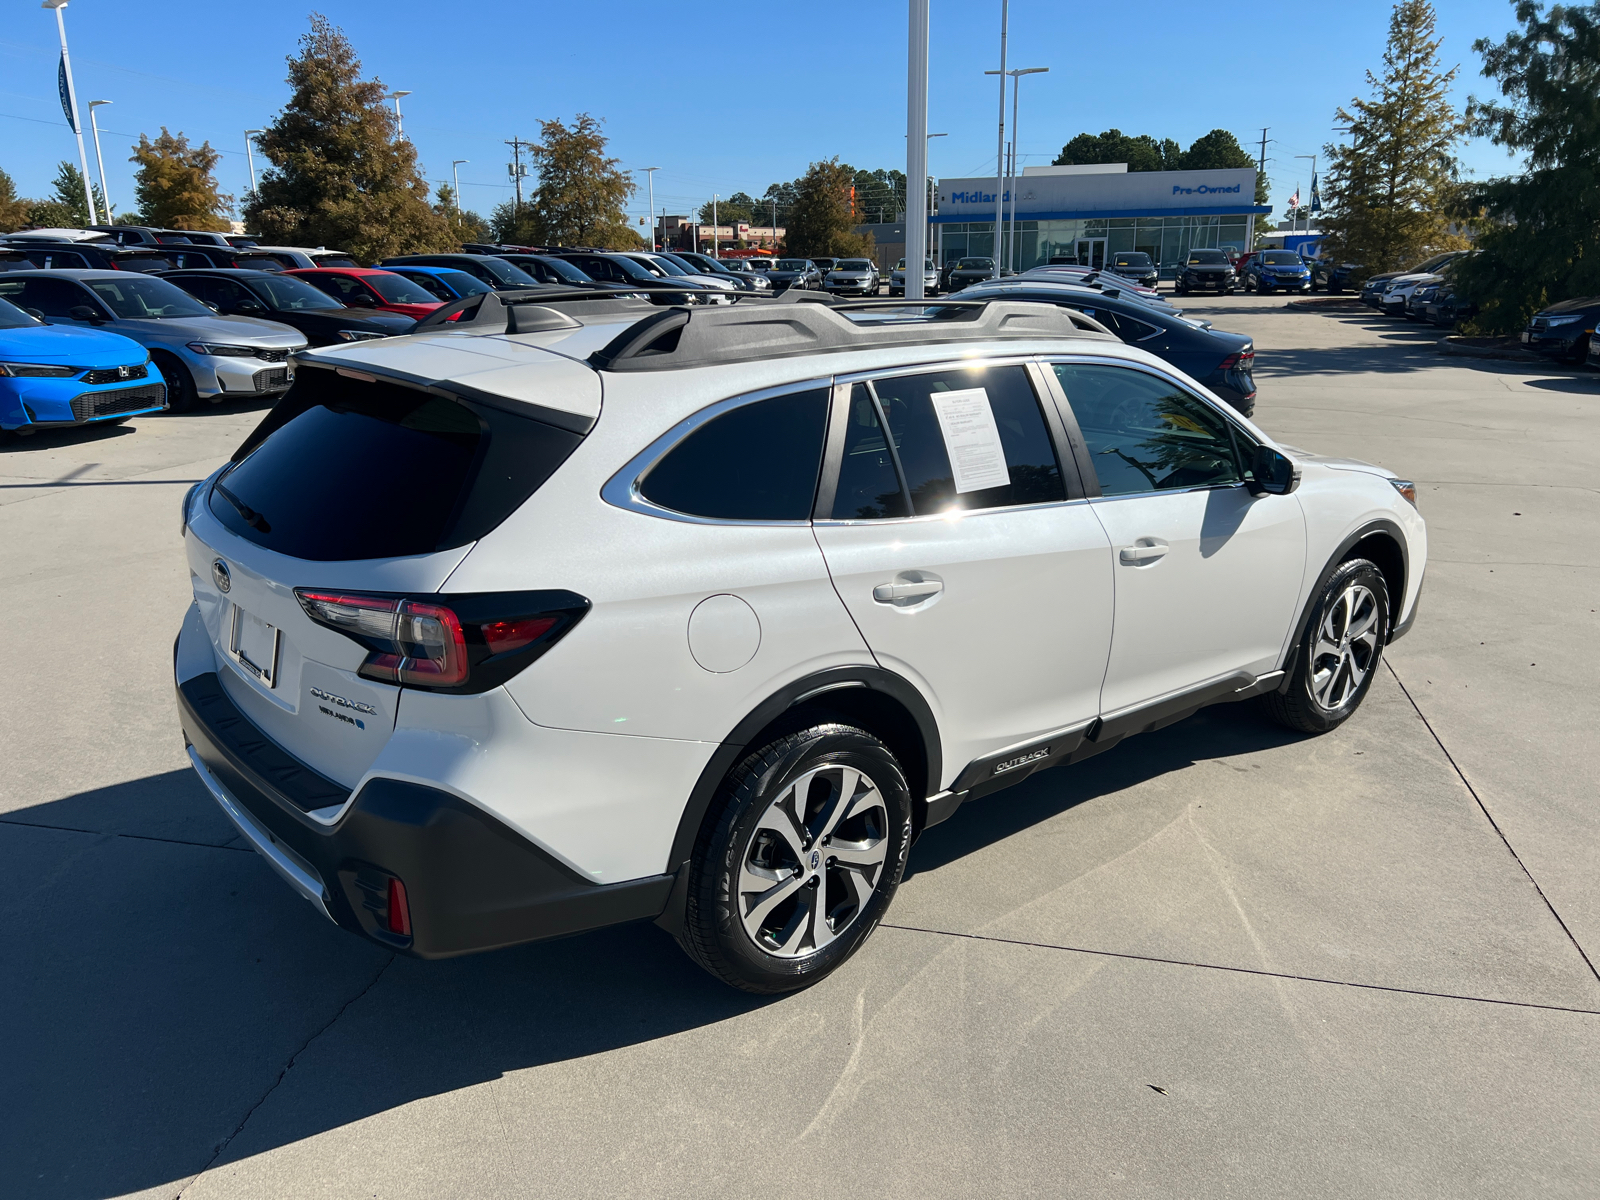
[
  {"left": 1119, "top": 540, "right": 1169, "bottom": 565},
  {"left": 873, "top": 579, "right": 944, "bottom": 603}
]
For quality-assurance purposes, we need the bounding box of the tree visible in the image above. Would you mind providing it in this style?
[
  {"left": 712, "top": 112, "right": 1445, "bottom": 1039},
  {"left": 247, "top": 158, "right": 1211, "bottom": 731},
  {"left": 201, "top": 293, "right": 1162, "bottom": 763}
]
[
  {"left": 0, "top": 168, "right": 29, "bottom": 233},
  {"left": 23, "top": 161, "right": 103, "bottom": 227},
  {"left": 1176, "top": 128, "right": 1271, "bottom": 233},
  {"left": 699, "top": 194, "right": 754, "bottom": 225},
  {"left": 1054, "top": 129, "right": 1180, "bottom": 172},
  {"left": 1448, "top": 2, "right": 1600, "bottom": 332},
  {"left": 782, "top": 158, "right": 873, "bottom": 258},
  {"left": 130, "top": 128, "right": 231, "bottom": 231},
  {"left": 1318, "top": 0, "right": 1469, "bottom": 277},
  {"left": 433, "top": 184, "right": 489, "bottom": 246},
  {"left": 524, "top": 114, "right": 638, "bottom": 248},
  {"left": 244, "top": 14, "right": 454, "bottom": 261}
]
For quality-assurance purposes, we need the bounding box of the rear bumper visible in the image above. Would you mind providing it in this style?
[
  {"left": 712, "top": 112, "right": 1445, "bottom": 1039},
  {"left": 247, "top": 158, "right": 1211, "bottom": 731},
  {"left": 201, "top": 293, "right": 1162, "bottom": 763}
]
[{"left": 176, "top": 670, "right": 674, "bottom": 958}]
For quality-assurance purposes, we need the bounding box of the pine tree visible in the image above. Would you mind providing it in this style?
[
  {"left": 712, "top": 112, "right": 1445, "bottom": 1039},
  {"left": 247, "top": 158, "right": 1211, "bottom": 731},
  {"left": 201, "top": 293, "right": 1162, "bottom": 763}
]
[
  {"left": 245, "top": 14, "right": 454, "bottom": 261},
  {"left": 525, "top": 114, "right": 638, "bottom": 248},
  {"left": 0, "top": 167, "right": 30, "bottom": 233},
  {"left": 1319, "top": 0, "right": 1469, "bottom": 275},
  {"left": 24, "top": 161, "right": 103, "bottom": 227},
  {"left": 130, "top": 128, "right": 231, "bottom": 231},
  {"left": 1447, "top": 3, "right": 1600, "bottom": 332},
  {"left": 782, "top": 158, "right": 873, "bottom": 258}
]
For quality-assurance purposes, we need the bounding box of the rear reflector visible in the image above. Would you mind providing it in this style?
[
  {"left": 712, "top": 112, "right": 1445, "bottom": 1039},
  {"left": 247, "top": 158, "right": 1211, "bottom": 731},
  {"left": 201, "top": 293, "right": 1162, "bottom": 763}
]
[{"left": 386, "top": 877, "right": 412, "bottom": 936}]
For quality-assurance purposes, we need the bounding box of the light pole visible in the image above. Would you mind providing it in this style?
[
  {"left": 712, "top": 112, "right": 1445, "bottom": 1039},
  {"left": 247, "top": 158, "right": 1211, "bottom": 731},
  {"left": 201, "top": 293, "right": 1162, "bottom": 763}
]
[
  {"left": 636, "top": 167, "right": 659, "bottom": 248},
  {"left": 389, "top": 90, "right": 412, "bottom": 137},
  {"left": 991, "top": 0, "right": 1008, "bottom": 278},
  {"left": 1294, "top": 153, "right": 1316, "bottom": 240},
  {"left": 451, "top": 159, "right": 468, "bottom": 213},
  {"left": 990, "top": 67, "right": 1047, "bottom": 272},
  {"left": 88, "top": 99, "right": 112, "bottom": 222},
  {"left": 906, "top": 0, "right": 930, "bottom": 300},
  {"left": 245, "top": 130, "right": 263, "bottom": 195},
  {"left": 713, "top": 194, "right": 719, "bottom": 257},
  {"left": 41, "top": 0, "right": 97, "bottom": 226}
]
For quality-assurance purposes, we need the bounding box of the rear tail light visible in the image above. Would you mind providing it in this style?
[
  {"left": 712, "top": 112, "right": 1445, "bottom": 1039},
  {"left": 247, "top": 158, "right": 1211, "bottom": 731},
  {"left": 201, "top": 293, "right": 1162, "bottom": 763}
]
[
  {"left": 1219, "top": 349, "right": 1255, "bottom": 373},
  {"left": 294, "top": 588, "right": 588, "bottom": 694}
]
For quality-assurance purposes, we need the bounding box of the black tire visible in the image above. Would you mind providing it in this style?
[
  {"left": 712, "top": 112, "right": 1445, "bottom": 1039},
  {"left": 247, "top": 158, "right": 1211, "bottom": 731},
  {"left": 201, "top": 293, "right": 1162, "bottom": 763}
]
[
  {"left": 152, "top": 351, "right": 197, "bottom": 413},
  {"left": 678, "top": 723, "right": 913, "bottom": 994},
  {"left": 1263, "top": 557, "right": 1390, "bottom": 735}
]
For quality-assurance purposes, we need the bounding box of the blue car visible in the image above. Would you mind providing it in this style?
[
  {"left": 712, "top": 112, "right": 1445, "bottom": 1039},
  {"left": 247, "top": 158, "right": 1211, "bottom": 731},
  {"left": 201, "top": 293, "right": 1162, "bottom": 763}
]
[
  {"left": 0, "top": 295, "right": 165, "bottom": 433},
  {"left": 1244, "top": 249, "right": 1312, "bottom": 294},
  {"left": 382, "top": 264, "right": 497, "bottom": 304}
]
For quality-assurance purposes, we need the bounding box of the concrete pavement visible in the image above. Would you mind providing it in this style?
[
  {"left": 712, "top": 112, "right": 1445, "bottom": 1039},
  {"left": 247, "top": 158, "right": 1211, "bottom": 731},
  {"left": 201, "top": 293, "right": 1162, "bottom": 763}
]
[{"left": 2, "top": 296, "right": 1596, "bottom": 1198}]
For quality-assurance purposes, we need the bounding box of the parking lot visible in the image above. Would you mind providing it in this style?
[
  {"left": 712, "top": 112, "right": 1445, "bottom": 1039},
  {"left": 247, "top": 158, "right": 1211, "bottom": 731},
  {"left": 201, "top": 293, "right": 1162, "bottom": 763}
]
[{"left": 3, "top": 290, "right": 1597, "bottom": 1198}]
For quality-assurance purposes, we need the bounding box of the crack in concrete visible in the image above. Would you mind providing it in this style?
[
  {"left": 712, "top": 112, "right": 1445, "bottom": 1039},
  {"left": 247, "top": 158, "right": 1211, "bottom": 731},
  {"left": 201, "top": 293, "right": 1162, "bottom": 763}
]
[
  {"left": 1385, "top": 660, "right": 1600, "bottom": 985},
  {"left": 0, "top": 815, "right": 251, "bottom": 854},
  {"left": 880, "top": 924, "right": 1600, "bottom": 1015}
]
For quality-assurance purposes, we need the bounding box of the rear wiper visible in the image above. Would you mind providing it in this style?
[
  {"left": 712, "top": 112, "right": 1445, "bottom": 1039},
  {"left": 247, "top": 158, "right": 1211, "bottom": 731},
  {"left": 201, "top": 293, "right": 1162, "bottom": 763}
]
[{"left": 214, "top": 482, "right": 271, "bottom": 533}]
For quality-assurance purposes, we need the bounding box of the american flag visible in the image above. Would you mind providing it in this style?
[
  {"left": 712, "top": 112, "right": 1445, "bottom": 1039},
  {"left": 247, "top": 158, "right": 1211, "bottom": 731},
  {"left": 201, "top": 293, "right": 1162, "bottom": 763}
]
[{"left": 1288, "top": 186, "right": 1300, "bottom": 209}]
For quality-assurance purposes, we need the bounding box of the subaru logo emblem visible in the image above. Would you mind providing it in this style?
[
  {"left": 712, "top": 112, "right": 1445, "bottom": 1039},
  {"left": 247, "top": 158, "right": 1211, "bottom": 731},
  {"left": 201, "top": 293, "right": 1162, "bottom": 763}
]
[
  {"left": 212, "top": 559, "right": 231, "bottom": 593},
  {"left": 809, "top": 850, "right": 820, "bottom": 871}
]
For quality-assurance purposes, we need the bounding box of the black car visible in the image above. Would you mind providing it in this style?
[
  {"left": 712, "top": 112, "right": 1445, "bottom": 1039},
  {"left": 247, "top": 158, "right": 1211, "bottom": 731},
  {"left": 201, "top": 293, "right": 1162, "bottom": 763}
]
[
  {"left": 672, "top": 250, "right": 772, "bottom": 292},
  {"left": 766, "top": 258, "right": 822, "bottom": 292},
  {"left": 487, "top": 253, "right": 602, "bottom": 287},
  {"left": 1359, "top": 251, "right": 1467, "bottom": 308},
  {"left": 141, "top": 243, "right": 285, "bottom": 272},
  {"left": 5, "top": 239, "right": 177, "bottom": 274},
  {"left": 1426, "top": 288, "right": 1476, "bottom": 328},
  {"left": 1175, "top": 249, "right": 1236, "bottom": 295},
  {"left": 954, "top": 278, "right": 1258, "bottom": 416},
  {"left": 1522, "top": 297, "right": 1600, "bottom": 363},
  {"left": 159, "top": 269, "right": 415, "bottom": 346},
  {"left": 545, "top": 251, "right": 712, "bottom": 305},
  {"left": 1322, "top": 262, "right": 1363, "bottom": 293},
  {"left": 1106, "top": 251, "right": 1159, "bottom": 289},
  {"left": 381, "top": 253, "right": 543, "bottom": 291},
  {"left": 946, "top": 257, "right": 998, "bottom": 291}
]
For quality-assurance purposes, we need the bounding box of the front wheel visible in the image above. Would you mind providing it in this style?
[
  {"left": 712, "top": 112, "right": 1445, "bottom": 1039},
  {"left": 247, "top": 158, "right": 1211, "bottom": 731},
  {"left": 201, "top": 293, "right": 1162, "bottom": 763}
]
[
  {"left": 678, "top": 724, "right": 913, "bottom": 994},
  {"left": 1263, "top": 558, "right": 1390, "bottom": 735},
  {"left": 152, "top": 351, "right": 197, "bottom": 413}
]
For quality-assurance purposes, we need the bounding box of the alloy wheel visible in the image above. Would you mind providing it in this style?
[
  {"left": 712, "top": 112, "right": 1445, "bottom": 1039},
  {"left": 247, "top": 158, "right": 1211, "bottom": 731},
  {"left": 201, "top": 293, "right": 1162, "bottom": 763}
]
[
  {"left": 1310, "top": 582, "right": 1381, "bottom": 710},
  {"left": 737, "top": 764, "right": 889, "bottom": 958}
]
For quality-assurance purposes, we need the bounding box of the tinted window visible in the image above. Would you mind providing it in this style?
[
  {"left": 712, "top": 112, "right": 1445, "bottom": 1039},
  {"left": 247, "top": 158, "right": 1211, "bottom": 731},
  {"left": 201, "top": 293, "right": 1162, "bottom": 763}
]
[
  {"left": 1075, "top": 306, "right": 1160, "bottom": 342},
  {"left": 1052, "top": 363, "right": 1241, "bottom": 497},
  {"left": 314, "top": 255, "right": 359, "bottom": 267},
  {"left": 639, "top": 389, "right": 827, "bottom": 520},
  {"left": 0, "top": 296, "right": 42, "bottom": 328},
  {"left": 397, "top": 271, "right": 453, "bottom": 300},
  {"left": 832, "top": 385, "right": 909, "bottom": 520},
  {"left": 1, "top": 277, "right": 94, "bottom": 318},
  {"left": 534, "top": 257, "right": 592, "bottom": 283},
  {"left": 250, "top": 275, "right": 344, "bottom": 311},
  {"left": 306, "top": 273, "right": 369, "bottom": 301},
  {"left": 209, "top": 373, "right": 584, "bottom": 561},
  {"left": 1187, "top": 250, "right": 1227, "bottom": 264},
  {"left": 365, "top": 273, "right": 438, "bottom": 305},
  {"left": 119, "top": 253, "right": 174, "bottom": 273},
  {"left": 434, "top": 269, "right": 494, "bottom": 297},
  {"left": 86, "top": 275, "right": 210, "bottom": 318},
  {"left": 476, "top": 258, "right": 538, "bottom": 286},
  {"left": 1261, "top": 251, "right": 1300, "bottom": 265}
]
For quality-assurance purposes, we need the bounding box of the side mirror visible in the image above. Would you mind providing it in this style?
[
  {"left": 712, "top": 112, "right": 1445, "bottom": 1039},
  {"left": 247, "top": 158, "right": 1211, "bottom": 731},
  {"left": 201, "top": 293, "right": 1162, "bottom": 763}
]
[
  {"left": 234, "top": 300, "right": 268, "bottom": 315},
  {"left": 346, "top": 293, "right": 376, "bottom": 308},
  {"left": 68, "top": 305, "right": 103, "bottom": 323},
  {"left": 1249, "top": 444, "right": 1300, "bottom": 496}
]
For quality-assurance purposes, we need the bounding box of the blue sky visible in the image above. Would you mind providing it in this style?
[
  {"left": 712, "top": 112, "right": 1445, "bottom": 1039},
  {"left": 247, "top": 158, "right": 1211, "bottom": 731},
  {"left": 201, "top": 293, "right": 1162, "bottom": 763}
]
[{"left": 1, "top": 0, "right": 1528, "bottom": 227}]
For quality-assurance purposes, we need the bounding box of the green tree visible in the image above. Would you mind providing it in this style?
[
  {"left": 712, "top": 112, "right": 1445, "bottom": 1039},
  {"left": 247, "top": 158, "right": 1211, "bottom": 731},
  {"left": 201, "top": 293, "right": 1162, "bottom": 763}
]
[
  {"left": 245, "top": 14, "right": 454, "bottom": 262},
  {"left": 0, "top": 167, "right": 30, "bottom": 233},
  {"left": 26, "top": 161, "right": 103, "bottom": 227},
  {"left": 525, "top": 114, "right": 638, "bottom": 248},
  {"left": 130, "top": 128, "right": 231, "bottom": 231},
  {"left": 699, "top": 194, "right": 754, "bottom": 225},
  {"left": 1054, "top": 129, "right": 1181, "bottom": 172},
  {"left": 1448, "top": 2, "right": 1600, "bottom": 332},
  {"left": 1175, "top": 129, "right": 1271, "bottom": 233},
  {"left": 782, "top": 157, "right": 873, "bottom": 257},
  {"left": 433, "top": 184, "right": 489, "bottom": 246},
  {"left": 1318, "top": 0, "right": 1469, "bottom": 277}
]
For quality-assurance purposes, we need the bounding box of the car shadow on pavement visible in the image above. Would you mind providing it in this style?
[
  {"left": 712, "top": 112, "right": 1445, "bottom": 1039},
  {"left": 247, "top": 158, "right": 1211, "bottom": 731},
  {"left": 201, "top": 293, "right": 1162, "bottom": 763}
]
[
  {"left": 0, "top": 701, "right": 1299, "bottom": 1200},
  {"left": 0, "top": 422, "right": 138, "bottom": 452}
]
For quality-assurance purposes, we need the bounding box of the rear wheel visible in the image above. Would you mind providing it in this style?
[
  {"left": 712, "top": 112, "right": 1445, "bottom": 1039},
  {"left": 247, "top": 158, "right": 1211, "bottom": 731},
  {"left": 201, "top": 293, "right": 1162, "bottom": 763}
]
[
  {"left": 151, "top": 352, "right": 197, "bottom": 413},
  {"left": 1263, "top": 558, "right": 1390, "bottom": 735},
  {"left": 679, "top": 724, "right": 912, "bottom": 994}
]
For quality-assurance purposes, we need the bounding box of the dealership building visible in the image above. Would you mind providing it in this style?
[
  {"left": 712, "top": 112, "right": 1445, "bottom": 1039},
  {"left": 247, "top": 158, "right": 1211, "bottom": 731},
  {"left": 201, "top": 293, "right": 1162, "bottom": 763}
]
[{"left": 932, "top": 163, "right": 1269, "bottom": 273}]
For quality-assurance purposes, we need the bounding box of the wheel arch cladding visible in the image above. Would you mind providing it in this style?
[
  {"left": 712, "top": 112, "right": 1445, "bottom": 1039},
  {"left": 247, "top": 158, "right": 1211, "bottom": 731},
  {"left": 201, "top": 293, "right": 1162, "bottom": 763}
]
[{"left": 663, "top": 667, "right": 940, "bottom": 874}]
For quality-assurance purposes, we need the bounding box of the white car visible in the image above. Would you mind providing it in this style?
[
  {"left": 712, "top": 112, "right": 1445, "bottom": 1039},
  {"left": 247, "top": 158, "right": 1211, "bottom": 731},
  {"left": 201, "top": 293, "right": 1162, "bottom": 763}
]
[
  {"left": 889, "top": 258, "right": 940, "bottom": 296},
  {"left": 1379, "top": 272, "right": 1442, "bottom": 316},
  {"left": 175, "top": 290, "right": 1426, "bottom": 993}
]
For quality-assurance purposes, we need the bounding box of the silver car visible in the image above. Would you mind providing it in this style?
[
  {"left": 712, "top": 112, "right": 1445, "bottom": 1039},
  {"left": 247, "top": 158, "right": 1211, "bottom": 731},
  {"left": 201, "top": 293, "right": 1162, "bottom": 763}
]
[
  {"left": 822, "top": 258, "right": 880, "bottom": 296},
  {"left": 889, "top": 258, "right": 939, "bottom": 297},
  {"left": 0, "top": 270, "right": 306, "bottom": 411}
]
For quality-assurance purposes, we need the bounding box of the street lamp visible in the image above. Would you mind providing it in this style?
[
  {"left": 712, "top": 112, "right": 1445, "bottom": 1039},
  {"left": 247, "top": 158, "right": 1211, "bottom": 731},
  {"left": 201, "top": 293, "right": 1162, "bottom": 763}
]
[
  {"left": 1294, "top": 153, "right": 1317, "bottom": 238},
  {"left": 451, "top": 159, "right": 468, "bottom": 213},
  {"left": 986, "top": 65, "right": 1048, "bottom": 272},
  {"left": 41, "top": 0, "right": 97, "bottom": 226},
  {"left": 635, "top": 167, "right": 659, "bottom": 248},
  {"left": 906, "top": 0, "right": 930, "bottom": 300},
  {"left": 389, "top": 90, "right": 412, "bottom": 137},
  {"left": 244, "top": 130, "right": 264, "bottom": 195},
  {"left": 989, "top": 0, "right": 1008, "bottom": 279},
  {"left": 88, "top": 99, "right": 112, "bottom": 222}
]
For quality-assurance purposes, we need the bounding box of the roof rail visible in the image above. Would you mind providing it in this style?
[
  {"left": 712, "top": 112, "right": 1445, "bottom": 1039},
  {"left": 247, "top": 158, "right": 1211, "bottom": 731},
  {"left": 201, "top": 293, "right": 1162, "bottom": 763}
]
[{"left": 586, "top": 296, "right": 1114, "bottom": 373}]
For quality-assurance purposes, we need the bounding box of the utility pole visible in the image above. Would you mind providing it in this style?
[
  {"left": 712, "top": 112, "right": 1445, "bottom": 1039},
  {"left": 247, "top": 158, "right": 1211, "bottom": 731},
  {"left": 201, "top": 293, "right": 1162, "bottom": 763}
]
[
  {"left": 1254, "top": 127, "right": 1270, "bottom": 251},
  {"left": 906, "top": 0, "right": 930, "bottom": 299},
  {"left": 505, "top": 137, "right": 532, "bottom": 223},
  {"left": 245, "top": 130, "right": 263, "bottom": 195},
  {"left": 992, "top": 0, "right": 1008, "bottom": 279}
]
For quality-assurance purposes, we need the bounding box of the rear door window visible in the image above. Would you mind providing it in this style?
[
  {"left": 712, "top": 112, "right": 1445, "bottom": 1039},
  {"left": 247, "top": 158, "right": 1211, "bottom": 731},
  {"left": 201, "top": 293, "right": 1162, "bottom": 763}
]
[
  {"left": 208, "top": 372, "right": 585, "bottom": 561},
  {"left": 637, "top": 388, "right": 828, "bottom": 520}
]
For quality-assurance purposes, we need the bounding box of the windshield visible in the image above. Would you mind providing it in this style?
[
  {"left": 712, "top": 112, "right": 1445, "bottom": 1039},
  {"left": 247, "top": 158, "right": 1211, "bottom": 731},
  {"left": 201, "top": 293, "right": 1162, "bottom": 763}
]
[
  {"left": 478, "top": 258, "right": 539, "bottom": 286},
  {"left": 1261, "top": 251, "right": 1301, "bottom": 265},
  {"left": 1113, "top": 253, "right": 1152, "bottom": 267},
  {"left": 1187, "top": 250, "right": 1227, "bottom": 264},
  {"left": 432, "top": 269, "right": 495, "bottom": 296},
  {"left": 0, "top": 296, "right": 41, "bottom": 328},
  {"left": 836, "top": 260, "right": 871, "bottom": 270},
  {"left": 957, "top": 258, "right": 994, "bottom": 269},
  {"left": 776, "top": 259, "right": 810, "bottom": 271},
  {"left": 249, "top": 275, "right": 345, "bottom": 311},
  {"left": 366, "top": 273, "right": 441, "bottom": 305},
  {"left": 86, "top": 275, "right": 211, "bottom": 319},
  {"left": 645, "top": 255, "right": 691, "bottom": 276}
]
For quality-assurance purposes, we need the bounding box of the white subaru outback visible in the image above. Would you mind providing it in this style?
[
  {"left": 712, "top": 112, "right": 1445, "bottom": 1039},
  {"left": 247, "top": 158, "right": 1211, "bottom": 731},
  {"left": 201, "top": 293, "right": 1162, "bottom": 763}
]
[{"left": 175, "top": 289, "right": 1425, "bottom": 993}]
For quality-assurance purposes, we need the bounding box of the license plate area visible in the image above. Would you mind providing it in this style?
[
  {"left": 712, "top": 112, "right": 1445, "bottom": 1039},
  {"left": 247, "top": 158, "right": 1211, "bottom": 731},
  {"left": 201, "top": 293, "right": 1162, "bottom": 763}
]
[{"left": 230, "top": 604, "right": 281, "bottom": 689}]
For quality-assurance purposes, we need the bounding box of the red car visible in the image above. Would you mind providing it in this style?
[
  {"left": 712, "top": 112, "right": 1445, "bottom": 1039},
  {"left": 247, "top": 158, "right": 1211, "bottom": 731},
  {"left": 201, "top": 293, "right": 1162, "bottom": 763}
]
[{"left": 284, "top": 267, "right": 443, "bottom": 320}]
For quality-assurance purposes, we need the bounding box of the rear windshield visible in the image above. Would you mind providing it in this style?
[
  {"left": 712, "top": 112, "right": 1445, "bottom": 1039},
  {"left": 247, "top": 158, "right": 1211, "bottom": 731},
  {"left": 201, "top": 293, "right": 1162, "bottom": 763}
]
[{"left": 208, "top": 371, "right": 584, "bottom": 561}]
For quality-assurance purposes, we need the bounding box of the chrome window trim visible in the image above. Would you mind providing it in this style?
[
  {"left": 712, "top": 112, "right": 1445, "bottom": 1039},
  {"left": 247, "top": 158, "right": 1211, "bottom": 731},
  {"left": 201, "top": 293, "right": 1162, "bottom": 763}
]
[{"left": 601, "top": 376, "right": 833, "bottom": 527}]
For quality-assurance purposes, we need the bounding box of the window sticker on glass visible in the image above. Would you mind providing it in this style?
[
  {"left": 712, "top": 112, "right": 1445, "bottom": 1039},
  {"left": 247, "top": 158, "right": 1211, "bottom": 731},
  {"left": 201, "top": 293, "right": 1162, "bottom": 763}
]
[{"left": 928, "top": 387, "right": 1011, "bottom": 494}]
